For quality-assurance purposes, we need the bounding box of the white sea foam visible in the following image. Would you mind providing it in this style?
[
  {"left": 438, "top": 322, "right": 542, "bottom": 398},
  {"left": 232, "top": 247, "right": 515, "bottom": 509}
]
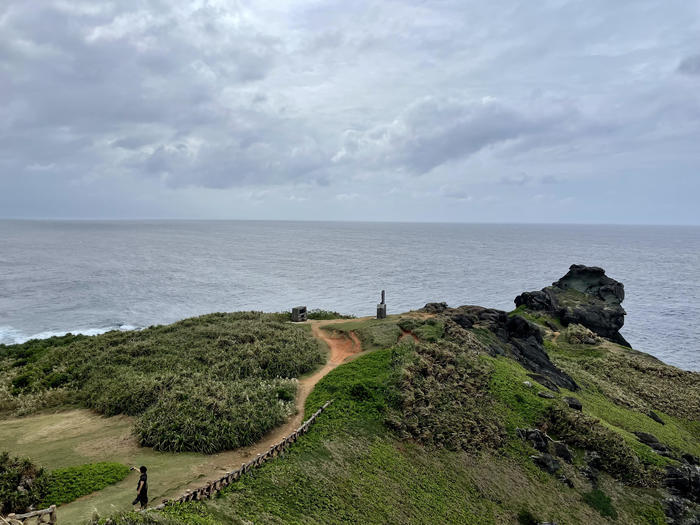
[{"left": 0, "top": 324, "right": 141, "bottom": 345}]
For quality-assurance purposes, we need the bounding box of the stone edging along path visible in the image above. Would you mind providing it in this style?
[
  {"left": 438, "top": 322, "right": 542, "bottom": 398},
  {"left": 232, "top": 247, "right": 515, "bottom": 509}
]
[{"left": 137, "top": 399, "right": 334, "bottom": 514}]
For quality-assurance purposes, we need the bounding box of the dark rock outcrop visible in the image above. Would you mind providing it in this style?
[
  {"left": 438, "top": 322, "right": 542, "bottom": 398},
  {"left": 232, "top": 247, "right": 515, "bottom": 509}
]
[
  {"left": 563, "top": 397, "right": 582, "bottom": 411},
  {"left": 647, "top": 410, "right": 665, "bottom": 425},
  {"left": 664, "top": 496, "right": 700, "bottom": 525},
  {"left": 444, "top": 305, "right": 578, "bottom": 391},
  {"left": 554, "top": 442, "right": 573, "bottom": 464},
  {"left": 515, "top": 264, "right": 630, "bottom": 346},
  {"left": 517, "top": 428, "right": 549, "bottom": 452},
  {"left": 532, "top": 453, "right": 561, "bottom": 474},
  {"left": 664, "top": 464, "right": 700, "bottom": 503},
  {"left": 422, "top": 302, "right": 449, "bottom": 314}
]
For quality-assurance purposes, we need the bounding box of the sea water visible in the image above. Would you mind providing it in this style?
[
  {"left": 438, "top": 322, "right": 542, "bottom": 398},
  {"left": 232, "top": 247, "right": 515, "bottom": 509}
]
[{"left": 0, "top": 220, "right": 698, "bottom": 370}]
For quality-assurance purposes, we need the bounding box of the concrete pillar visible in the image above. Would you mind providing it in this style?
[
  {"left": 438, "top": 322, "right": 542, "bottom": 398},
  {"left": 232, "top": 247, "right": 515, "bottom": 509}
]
[{"left": 377, "top": 290, "right": 387, "bottom": 319}]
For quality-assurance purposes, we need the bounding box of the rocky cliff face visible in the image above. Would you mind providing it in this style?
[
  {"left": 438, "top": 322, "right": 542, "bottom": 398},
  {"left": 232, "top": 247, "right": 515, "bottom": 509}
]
[
  {"left": 515, "top": 264, "right": 630, "bottom": 347},
  {"left": 431, "top": 304, "right": 579, "bottom": 392}
]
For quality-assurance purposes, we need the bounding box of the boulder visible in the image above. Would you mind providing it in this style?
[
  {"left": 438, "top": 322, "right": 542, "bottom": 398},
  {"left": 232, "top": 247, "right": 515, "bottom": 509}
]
[
  {"left": 421, "top": 302, "right": 449, "bottom": 314},
  {"left": 554, "top": 442, "right": 573, "bottom": 464},
  {"left": 517, "top": 428, "right": 549, "bottom": 452},
  {"left": 532, "top": 453, "right": 561, "bottom": 474},
  {"left": 664, "top": 464, "right": 700, "bottom": 503},
  {"left": 683, "top": 455, "right": 700, "bottom": 466},
  {"left": 515, "top": 264, "right": 630, "bottom": 347},
  {"left": 634, "top": 432, "right": 660, "bottom": 445},
  {"left": 647, "top": 410, "right": 665, "bottom": 425},
  {"left": 663, "top": 496, "right": 700, "bottom": 525},
  {"left": 564, "top": 397, "right": 583, "bottom": 411},
  {"left": 538, "top": 391, "right": 555, "bottom": 399}
]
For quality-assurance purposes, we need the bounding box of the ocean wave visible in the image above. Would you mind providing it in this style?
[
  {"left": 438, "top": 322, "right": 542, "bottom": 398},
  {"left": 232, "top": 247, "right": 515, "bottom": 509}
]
[{"left": 0, "top": 324, "right": 140, "bottom": 345}]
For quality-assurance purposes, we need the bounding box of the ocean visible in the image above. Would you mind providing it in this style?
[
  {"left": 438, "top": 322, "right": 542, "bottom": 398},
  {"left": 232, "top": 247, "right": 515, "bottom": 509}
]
[{"left": 0, "top": 220, "right": 698, "bottom": 371}]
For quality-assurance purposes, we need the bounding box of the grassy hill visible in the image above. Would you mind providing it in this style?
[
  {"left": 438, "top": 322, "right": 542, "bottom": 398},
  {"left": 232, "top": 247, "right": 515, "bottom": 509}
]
[{"left": 94, "top": 312, "right": 699, "bottom": 525}]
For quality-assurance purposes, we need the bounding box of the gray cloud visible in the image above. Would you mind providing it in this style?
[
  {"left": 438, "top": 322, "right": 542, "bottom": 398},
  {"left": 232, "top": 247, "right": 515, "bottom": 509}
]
[
  {"left": 1, "top": 0, "right": 699, "bottom": 224},
  {"left": 678, "top": 54, "right": 700, "bottom": 76}
]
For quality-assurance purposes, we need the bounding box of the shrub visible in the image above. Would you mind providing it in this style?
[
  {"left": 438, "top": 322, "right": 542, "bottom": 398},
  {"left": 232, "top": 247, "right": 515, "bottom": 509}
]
[
  {"left": 583, "top": 489, "right": 618, "bottom": 519},
  {"left": 306, "top": 309, "right": 355, "bottom": 320},
  {"left": 0, "top": 451, "right": 48, "bottom": 514},
  {"left": 40, "top": 462, "right": 130, "bottom": 507},
  {"left": 542, "top": 406, "right": 661, "bottom": 486},
  {"left": 385, "top": 341, "right": 504, "bottom": 451},
  {"left": 134, "top": 378, "right": 297, "bottom": 453}
]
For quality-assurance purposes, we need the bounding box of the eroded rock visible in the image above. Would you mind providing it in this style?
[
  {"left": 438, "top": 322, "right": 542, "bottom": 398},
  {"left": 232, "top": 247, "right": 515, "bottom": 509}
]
[{"left": 515, "top": 264, "right": 630, "bottom": 346}]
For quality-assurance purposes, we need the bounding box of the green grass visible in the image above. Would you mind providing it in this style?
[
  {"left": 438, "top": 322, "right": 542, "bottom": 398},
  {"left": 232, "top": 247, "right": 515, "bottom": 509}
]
[
  {"left": 0, "top": 312, "right": 323, "bottom": 453},
  {"left": 487, "top": 355, "right": 554, "bottom": 432},
  {"left": 41, "top": 462, "right": 130, "bottom": 507},
  {"left": 583, "top": 489, "right": 618, "bottom": 520},
  {"left": 508, "top": 305, "right": 562, "bottom": 330},
  {"left": 321, "top": 317, "right": 402, "bottom": 352}
]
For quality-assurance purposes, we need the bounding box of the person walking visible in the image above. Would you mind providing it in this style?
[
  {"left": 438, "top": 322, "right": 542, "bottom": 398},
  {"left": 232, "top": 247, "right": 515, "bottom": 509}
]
[{"left": 131, "top": 466, "right": 148, "bottom": 509}]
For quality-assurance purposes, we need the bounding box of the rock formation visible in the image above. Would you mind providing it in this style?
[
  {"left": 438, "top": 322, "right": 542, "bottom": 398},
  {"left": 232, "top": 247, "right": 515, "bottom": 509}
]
[
  {"left": 514, "top": 264, "right": 630, "bottom": 347},
  {"left": 437, "top": 304, "right": 578, "bottom": 391}
]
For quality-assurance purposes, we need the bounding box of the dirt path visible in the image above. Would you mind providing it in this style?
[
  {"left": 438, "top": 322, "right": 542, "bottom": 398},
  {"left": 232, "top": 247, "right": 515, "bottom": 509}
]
[
  {"left": 53, "top": 319, "right": 362, "bottom": 521},
  {"left": 171, "top": 319, "right": 362, "bottom": 494},
  {"left": 399, "top": 329, "right": 419, "bottom": 343}
]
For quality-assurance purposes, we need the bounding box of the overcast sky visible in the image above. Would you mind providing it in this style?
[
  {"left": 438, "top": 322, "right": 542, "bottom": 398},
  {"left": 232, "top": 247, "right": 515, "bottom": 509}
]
[{"left": 1, "top": 1, "right": 699, "bottom": 224}]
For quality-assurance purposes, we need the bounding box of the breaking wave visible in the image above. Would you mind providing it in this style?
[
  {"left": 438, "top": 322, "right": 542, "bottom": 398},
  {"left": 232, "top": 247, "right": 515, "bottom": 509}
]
[{"left": 0, "top": 324, "right": 140, "bottom": 345}]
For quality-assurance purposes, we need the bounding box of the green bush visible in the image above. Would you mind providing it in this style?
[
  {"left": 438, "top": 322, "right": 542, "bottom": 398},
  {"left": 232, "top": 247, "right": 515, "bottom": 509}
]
[
  {"left": 0, "top": 451, "right": 48, "bottom": 514},
  {"left": 1, "top": 312, "right": 323, "bottom": 453},
  {"left": 134, "top": 378, "right": 297, "bottom": 453},
  {"left": 40, "top": 462, "right": 130, "bottom": 507},
  {"left": 306, "top": 309, "right": 355, "bottom": 320},
  {"left": 583, "top": 489, "right": 618, "bottom": 519}
]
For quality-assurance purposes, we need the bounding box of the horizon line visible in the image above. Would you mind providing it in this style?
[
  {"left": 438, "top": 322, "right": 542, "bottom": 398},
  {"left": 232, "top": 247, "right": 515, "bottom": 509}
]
[{"left": 0, "top": 217, "right": 699, "bottom": 228}]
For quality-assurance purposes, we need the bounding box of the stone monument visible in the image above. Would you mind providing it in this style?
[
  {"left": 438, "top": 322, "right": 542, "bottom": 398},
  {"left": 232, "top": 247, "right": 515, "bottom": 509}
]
[
  {"left": 377, "top": 290, "right": 387, "bottom": 319},
  {"left": 291, "top": 306, "right": 307, "bottom": 322}
]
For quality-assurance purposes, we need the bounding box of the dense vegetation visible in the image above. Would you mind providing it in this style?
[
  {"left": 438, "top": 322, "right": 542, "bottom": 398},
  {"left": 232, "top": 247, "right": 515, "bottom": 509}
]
[
  {"left": 0, "top": 451, "right": 47, "bottom": 515},
  {"left": 97, "top": 307, "right": 697, "bottom": 524},
  {"left": 1, "top": 453, "right": 128, "bottom": 514},
  {"left": 0, "top": 312, "right": 323, "bottom": 453}
]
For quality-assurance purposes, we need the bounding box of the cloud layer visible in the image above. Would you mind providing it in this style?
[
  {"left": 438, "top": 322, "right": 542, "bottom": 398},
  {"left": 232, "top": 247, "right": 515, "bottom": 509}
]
[{"left": 1, "top": 0, "right": 699, "bottom": 223}]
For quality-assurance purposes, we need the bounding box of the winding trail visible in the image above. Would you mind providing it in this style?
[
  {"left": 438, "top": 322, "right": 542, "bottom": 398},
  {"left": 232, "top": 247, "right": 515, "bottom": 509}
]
[
  {"left": 163, "top": 319, "right": 363, "bottom": 495},
  {"left": 55, "top": 319, "right": 362, "bottom": 523}
]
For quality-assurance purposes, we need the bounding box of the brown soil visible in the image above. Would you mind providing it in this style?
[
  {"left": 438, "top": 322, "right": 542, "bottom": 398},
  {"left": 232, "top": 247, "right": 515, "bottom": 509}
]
[
  {"left": 399, "top": 329, "right": 419, "bottom": 343},
  {"left": 165, "top": 319, "right": 362, "bottom": 499}
]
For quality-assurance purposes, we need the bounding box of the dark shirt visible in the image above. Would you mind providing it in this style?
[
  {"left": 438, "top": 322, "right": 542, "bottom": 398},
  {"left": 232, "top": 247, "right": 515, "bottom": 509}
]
[{"left": 138, "top": 473, "right": 148, "bottom": 495}]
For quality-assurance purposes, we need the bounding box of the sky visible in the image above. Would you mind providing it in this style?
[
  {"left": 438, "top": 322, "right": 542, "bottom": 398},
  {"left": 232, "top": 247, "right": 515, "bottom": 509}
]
[{"left": 1, "top": 0, "right": 699, "bottom": 224}]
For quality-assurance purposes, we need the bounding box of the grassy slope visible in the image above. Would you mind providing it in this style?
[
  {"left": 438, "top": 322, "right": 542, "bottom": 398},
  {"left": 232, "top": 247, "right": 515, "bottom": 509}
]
[{"left": 102, "top": 314, "right": 694, "bottom": 525}]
